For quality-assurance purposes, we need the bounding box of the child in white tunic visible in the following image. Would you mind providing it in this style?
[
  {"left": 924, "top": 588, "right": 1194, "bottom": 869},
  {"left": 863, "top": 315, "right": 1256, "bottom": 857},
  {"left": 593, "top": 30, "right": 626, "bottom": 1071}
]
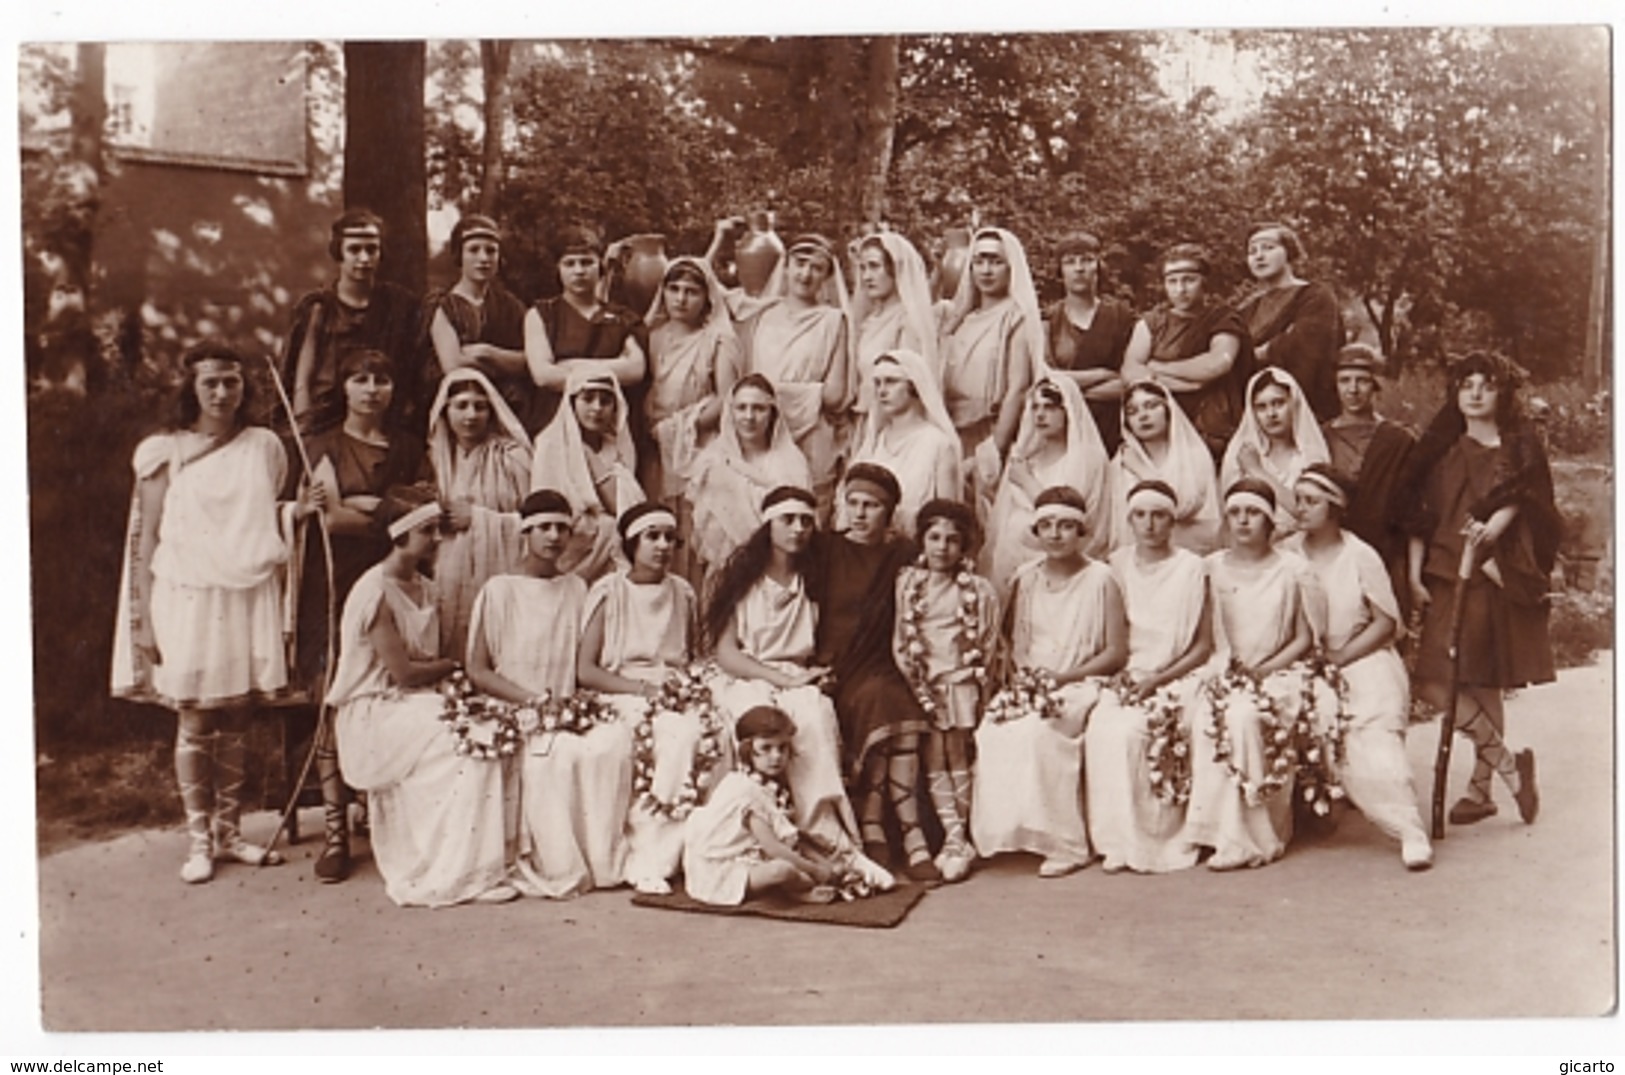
[
  {"left": 1086, "top": 480, "right": 1212, "bottom": 873},
  {"left": 972, "top": 486, "right": 1128, "bottom": 877},
  {"left": 1284, "top": 465, "right": 1433, "bottom": 870},
  {"left": 466, "top": 489, "right": 634, "bottom": 897},
  {"left": 683, "top": 706, "right": 844, "bottom": 905},
  {"left": 1183, "top": 479, "right": 1314, "bottom": 870},
  {"left": 329, "top": 488, "right": 516, "bottom": 907},
  {"left": 579, "top": 503, "right": 715, "bottom": 894},
  {"left": 892, "top": 499, "right": 1000, "bottom": 883}
]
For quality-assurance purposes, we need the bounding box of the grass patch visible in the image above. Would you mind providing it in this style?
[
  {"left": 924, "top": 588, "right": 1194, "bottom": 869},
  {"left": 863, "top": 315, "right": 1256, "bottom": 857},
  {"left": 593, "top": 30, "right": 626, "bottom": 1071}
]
[{"left": 36, "top": 711, "right": 306, "bottom": 857}]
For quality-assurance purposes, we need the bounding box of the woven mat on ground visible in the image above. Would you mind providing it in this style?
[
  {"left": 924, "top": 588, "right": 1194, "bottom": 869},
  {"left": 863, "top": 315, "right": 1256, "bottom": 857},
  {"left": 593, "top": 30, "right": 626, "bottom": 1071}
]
[{"left": 631, "top": 882, "right": 927, "bottom": 928}]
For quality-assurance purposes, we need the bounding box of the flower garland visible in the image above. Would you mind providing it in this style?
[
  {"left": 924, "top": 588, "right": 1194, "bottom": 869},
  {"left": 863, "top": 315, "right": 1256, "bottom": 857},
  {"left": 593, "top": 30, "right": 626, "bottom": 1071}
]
[
  {"left": 1294, "top": 651, "right": 1351, "bottom": 818},
  {"left": 540, "top": 690, "right": 614, "bottom": 736},
  {"left": 631, "top": 664, "right": 727, "bottom": 821},
  {"left": 745, "top": 766, "right": 795, "bottom": 819},
  {"left": 896, "top": 558, "right": 987, "bottom": 719},
  {"left": 1124, "top": 678, "right": 1193, "bottom": 807},
  {"left": 983, "top": 666, "right": 1062, "bottom": 725},
  {"left": 1203, "top": 656, "right": 1349, "bottom": 812},
  {"left": 438, "top": 670, "right": 531, "bottom": 760}
]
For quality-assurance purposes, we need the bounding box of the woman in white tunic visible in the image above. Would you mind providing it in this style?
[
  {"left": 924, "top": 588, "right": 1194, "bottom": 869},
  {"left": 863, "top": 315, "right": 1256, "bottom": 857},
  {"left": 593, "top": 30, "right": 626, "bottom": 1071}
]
[
  {"left": 687, "top": 374, "right": 811, "bottom": 582},
  {"left": 1106, "top": 379, "right": 1221, "bottom": 554},
  {"left": 329, "top": 489, "right": 516, "bottom": 907},
  {"left": 425, "top": 368, "right": 532, "bottom": 659},
  {"left": 1183, "top": 479, "right": 1314, "bottom": 870},
  {"left": 530, "top": 368, "right": 645, "bottom": 582},
  {"left": 984, "top": 374, "right": 1110, "bottom": 590},
  {"left": 578, "top": 503, "right": 711, "bottom": 894},
  {"left": 938, "top": 226, "right": 1045, "bottom": 513},
  {"left": 1219, "top": 368, "right": 1330, "bottom": 540},
  {"left": 1085, "top": 480, "right": 1212, "bottom": 874},
  {"left": 704, "top": 486, "right": 890, "bottom": 888},
  {"left": 844, "top": 349, "right": 961, "bottom": 538},
  {"left": 465, "top": 489, "right": 634, "bottom": 897},
  {"left": 971, "top": 487, "right": 1128, "bottom": 877},
  {"left": 1283, "top": 465, "right": 1433, "bottom": 870},
  {"left": 112, "top": 341, "right": 308, "bottom": 883},
  {"left": 732, "top": 233, "right": 851, "bottom": 507},
  {"left": 642, "top": 256, "right": 743, "bottom": 583},
  {"left": 849, "top": 231, "right": 940, "bottom": 419}
]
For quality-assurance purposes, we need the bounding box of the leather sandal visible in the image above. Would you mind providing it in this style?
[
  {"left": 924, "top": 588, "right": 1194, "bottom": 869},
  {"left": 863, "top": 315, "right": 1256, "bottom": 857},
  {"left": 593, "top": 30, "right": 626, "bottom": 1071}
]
[
  {"left": 1447, "top": 797, "right": 1498, "bottom": 825},
  {"left": 1514, "top": 749, "right": 1540, "bottom": 823}
]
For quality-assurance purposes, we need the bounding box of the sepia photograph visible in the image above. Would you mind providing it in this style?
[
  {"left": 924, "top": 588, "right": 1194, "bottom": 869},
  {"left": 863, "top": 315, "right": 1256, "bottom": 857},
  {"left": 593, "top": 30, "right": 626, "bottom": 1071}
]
[{"left": 9, "top": 1, "right": 1618, "bottom": 1055}]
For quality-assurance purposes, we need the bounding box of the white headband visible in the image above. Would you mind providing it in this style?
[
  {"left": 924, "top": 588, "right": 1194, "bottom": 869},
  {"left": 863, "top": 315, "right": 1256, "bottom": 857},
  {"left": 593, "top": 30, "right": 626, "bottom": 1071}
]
[
  {"left": 1032, "top": 502, "right": 1089, "bottom": 530},
  {"left": 1224, "top": 490, "right": 1275, "bottom": 518},
  {"left": 387, "top": 502, "right": 441, "bottom": 540},
  {"left": 520, "top": 510, "right": 573, "bottom": 533},
  {"left": 1127, "top": 486, "right": 1178, "bottom": 515},
  {"left": 762, "top": 497, "right": 817, "bottom": 524},
  {"left": 1294, "top": 471, "right": 1349, "bottom": 509},
  {"left": 624, "top": 509, "right": 679, "bottom": 541}
]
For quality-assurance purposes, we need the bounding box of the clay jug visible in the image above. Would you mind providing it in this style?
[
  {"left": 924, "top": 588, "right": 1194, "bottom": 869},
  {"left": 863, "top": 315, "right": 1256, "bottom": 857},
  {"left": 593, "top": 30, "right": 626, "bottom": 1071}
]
[
  {"left": 936, "top": 227, "right": 972, "bottom": 301},
  {"left": 735, "top": 210, "right": 784, "bottom": 297},
  {"left": 609, "top": 233, "right": 668, "bottom": 314}
]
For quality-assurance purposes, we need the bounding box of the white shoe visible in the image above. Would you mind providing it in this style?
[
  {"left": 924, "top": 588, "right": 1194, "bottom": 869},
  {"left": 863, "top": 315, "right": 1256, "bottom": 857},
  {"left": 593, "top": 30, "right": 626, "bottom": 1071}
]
[
  {"left": 1401, "top": 838, "right": 1434, "bottom": 872},
  {"left": 472, "top": 882, "right": 520, "bottom": 904},
  {"left": 633, "top": 876, "right": 673, "bottom": 896},
  {"left": 936, "top": 851, "right": 973, "bottom": 884},
  {"left": 180, "top": 846, "right": 214, "bottom": 884},
  {"left": 1037, "top": 857, "right": 1084, "bottom": 879}
]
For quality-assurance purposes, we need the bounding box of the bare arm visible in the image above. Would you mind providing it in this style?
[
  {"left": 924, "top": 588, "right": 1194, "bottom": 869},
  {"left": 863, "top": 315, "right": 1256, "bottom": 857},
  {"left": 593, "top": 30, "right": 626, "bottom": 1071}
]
[
  {"left": 715, "top": 619, "right": 803, "bottom": 689},
  {"left": 1146, "top": 331, "right": 1240, "bottom": 389},
  {"left": 1406, "top": 535, "right": 1430, "bottom": 613},
  {"left": 367, "top": 604, "right": 457, "bottom": 688},
  {"left": 1252, "top": 604, "right": 1313, "bottom": 676},
  {"left": 465, "top": 621, "right": 538, "bottom": 705},
  {"left": 1055, "top": 575, "right": 1129, "bottom": 684},
  {"left": 1119, "top": 320, "right": 1152, "bottom": 384},
  {"left": 577, "top": 601, "right": 657, "bottom": 696},
  {"left": 819, "top": 319, "right": 849, "bottom": 413},
  {"left": 1131, "top": 583, "right": 1214, "bottom": 697},
  {"left": 131, "top": 470, "right": 166, "bottom": 662},
  {"left": 1328, "top": 602, "right": 1396, "bottom": 668},
  {"left": 993, "top": 328, "right": 1034, "bottom": 454},
  {"left": 745, "top": 811, "right": 834, "bottom": 882},
  {"left": 292, "top": 304, "right": 324, "bottom": 425}
]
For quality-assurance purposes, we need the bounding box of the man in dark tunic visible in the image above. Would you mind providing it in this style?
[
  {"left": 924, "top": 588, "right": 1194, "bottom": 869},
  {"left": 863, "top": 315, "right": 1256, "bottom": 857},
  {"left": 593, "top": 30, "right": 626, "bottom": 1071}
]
[
  {"left": 283, "top": 209, "right": 423, "bottom": 435},
  {"left": 1321, "top": 343, "right": 1416, "bottom": 597}
]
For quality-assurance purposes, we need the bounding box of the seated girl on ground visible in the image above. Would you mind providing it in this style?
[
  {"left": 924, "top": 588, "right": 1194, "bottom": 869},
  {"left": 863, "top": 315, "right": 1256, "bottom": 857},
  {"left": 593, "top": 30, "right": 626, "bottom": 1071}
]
[{"left": 682, "top": 706, "right": 849, "bottom": 906}]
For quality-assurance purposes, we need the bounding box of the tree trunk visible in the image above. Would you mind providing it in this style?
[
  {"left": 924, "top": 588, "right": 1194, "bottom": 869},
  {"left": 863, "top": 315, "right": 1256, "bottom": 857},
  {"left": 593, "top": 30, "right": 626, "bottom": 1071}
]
[
  {"left": 344, "top": 41, "right": 427, "bottom": 294},
  {"left": 477, "top": 40, "right": 512, "bottom": 217},
  {"left": 1583, "top": 110, "right": 1611, "bottom": 391},
  {"left": 857, "top": 36, "right": 900, "bottom": 229}
]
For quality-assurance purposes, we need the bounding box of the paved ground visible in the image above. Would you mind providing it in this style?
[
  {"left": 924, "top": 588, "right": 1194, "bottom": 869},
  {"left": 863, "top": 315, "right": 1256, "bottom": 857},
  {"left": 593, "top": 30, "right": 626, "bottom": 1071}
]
[{"left": 16, "top": 661, "right": 1619, "bottom": 1049}]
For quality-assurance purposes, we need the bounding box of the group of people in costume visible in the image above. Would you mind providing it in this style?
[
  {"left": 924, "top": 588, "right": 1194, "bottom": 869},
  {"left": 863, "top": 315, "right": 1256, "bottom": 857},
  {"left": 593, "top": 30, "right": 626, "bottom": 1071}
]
[{"left": 109, "top": 208, "right": 1559, "bottom": 905}]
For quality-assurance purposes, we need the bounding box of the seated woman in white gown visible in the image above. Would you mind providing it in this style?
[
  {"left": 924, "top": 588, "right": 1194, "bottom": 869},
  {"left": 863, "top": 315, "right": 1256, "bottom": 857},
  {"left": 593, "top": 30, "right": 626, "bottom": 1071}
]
[
  {"left": 1084, "top": 480, "right": 1212, "bottom": 874},
  {"left": 330, "top": 487, "right": 516, "bottom": 908},
  {"left": 1182, "top": 478, "right": 1315, "bottom": 870},
  {"left": 465, "top": 489, "right": 633, "bottom": 898},
  {"left": 971, "top": 485, "right": 1128, "bottom": 878},
  {"left": 1283, "top": 464, "right": 1433, "bottom": 871},
  {"left": 703, "top": 485, "right": 892, "bottom": 889},
  {"left": 578, "top": 502, "right": 719, "bottom": 895}
]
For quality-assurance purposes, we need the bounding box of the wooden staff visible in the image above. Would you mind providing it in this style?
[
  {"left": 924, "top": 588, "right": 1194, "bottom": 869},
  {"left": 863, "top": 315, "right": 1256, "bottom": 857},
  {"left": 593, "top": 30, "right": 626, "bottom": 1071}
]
[
  {"left": 1430, "top": 539, "right": 1478, "bottom": 840},
  {"left": 261, "top": 352, "right": 339, "bottom": 857}
]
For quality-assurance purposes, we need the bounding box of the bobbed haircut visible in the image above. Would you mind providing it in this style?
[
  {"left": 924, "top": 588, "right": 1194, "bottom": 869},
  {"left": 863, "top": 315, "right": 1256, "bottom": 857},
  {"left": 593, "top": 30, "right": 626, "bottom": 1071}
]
[{"left": 329, "top": 208, "right": 385, "bottom": 261}]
